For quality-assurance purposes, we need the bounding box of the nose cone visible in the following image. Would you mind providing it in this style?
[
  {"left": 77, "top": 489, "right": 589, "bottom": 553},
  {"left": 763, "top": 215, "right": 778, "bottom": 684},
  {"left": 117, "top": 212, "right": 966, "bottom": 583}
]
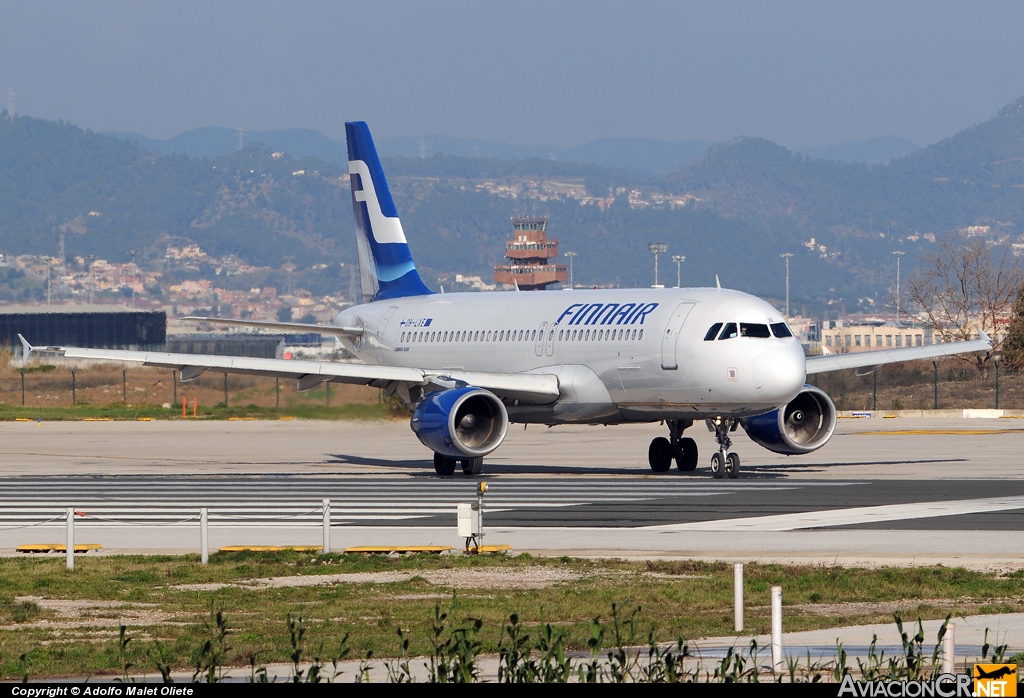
[{"left": 752, "top": 345, "right": 805, "bottom": 402}]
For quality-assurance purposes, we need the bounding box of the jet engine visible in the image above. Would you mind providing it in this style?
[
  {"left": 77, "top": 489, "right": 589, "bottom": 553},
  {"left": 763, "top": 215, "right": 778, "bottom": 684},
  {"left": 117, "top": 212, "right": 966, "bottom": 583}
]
[
  {"left": 739, "top": 385, "right": 837, "bottom": 455},
  {"left": 410, "top": 387, "right": 509, "bottom": 459}
]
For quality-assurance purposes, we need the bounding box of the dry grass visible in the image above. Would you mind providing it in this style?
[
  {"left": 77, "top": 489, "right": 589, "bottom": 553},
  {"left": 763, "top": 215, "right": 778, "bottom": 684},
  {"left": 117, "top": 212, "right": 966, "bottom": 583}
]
[
  {"left": 0, "top": 351, "right": 382, "bottom": 415},
  {"left": 815, "top": 359, "right": 1019, "bottom": 411}
]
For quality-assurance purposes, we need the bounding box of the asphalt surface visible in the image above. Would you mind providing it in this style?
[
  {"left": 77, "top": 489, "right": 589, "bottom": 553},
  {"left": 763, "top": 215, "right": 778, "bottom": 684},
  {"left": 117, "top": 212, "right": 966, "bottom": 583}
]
[
  {"left": 1, "top": 475, "right": 1022, "bottom": 530},
  {"left": 0, "top": 417, "right": 1021, "bottom": 564}
]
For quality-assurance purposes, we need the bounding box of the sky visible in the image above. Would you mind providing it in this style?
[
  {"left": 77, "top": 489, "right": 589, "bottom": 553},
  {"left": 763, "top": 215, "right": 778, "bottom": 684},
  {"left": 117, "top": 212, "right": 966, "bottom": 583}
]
[{"left": 2, "top": 1, "right": 1024, "bottom": 149}]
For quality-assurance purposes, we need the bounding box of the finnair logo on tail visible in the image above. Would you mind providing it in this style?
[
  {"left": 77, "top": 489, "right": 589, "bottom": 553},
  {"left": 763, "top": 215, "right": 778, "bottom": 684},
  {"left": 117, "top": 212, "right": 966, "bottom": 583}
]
[{"left": 349, "top": 159, "right": 408, "bottom": 244}]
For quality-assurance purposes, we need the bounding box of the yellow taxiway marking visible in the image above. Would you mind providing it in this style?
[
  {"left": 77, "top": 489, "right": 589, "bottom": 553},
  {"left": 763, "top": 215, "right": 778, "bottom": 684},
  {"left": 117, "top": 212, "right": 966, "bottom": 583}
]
[{"left": 856, "top": 429, "right": 1023, "bottom": 435}]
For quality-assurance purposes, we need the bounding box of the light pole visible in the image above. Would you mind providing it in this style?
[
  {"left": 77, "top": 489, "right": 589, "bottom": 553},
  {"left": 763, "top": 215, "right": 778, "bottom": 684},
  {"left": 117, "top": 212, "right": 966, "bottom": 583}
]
[
  {"left": 892, "top": 251, "right": 905, "bottom": 324},
  {"left": 648, "top": 243, "right": 667, "bottom": 288},
  {"left": 780, "top": 253, "right": 794, "bottom": 319},
  {"left": 85, "top": 255, "right": 96, "bottom": 304},
  {"left": 672, "top": 255, "right": 686, "bottom": 288},
  {"left": 127, "top": 249, "right": 139, "bottom": 308},
  {"left": 563, "top": 251, "right": 577, "bottom": 289}
]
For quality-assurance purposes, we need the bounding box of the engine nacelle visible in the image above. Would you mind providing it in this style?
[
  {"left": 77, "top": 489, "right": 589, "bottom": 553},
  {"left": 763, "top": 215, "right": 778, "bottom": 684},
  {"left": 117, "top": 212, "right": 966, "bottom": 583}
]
[
  {"left": 740, "top": 385, "right": 837, "bottom": 455},
  {"left": 410, "top": 387, "right": 509, "bottom": 459}
]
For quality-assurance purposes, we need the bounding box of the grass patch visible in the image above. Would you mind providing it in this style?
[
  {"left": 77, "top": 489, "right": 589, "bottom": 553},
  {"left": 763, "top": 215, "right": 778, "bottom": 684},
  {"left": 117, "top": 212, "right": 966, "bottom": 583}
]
[
  {"left": 0, "top": 402, "right": 396, "bottom": 422},
  {"left": 0, "top": 555, "right": 1021, "bottom": 679}
]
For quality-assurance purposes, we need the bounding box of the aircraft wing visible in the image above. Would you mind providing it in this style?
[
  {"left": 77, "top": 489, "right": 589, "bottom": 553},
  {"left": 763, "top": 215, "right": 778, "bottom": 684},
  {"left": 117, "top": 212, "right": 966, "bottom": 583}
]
[
  {"left": 181, "top": 316, "right": 364, "bottom": 338},
  {"left": 28, "top": 340, "right": 560, "bottom": 405},
  {"left": 805, "top": 332, "right": 992, "bottom": 375}
]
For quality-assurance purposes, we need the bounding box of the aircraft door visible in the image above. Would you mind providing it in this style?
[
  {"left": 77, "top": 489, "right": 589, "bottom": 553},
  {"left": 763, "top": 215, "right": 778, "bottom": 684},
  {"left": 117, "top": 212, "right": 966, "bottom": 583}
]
[
  {"left": 660, "top": 302, "right": 696, "bottom": 370},
  {"left": 534, "top": 322, "right": 547, "bottom": 357},
  {"left": 376, "top": 306, "right": 400, "bottom": 362}
]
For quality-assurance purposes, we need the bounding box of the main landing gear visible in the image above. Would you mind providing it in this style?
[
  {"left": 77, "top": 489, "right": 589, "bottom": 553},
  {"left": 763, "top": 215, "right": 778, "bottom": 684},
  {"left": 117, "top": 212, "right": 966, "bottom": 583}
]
[
  {"left": 433, "top": 453, "right": 484, "bottom": 476},
  {"left": 647, "top": 417, "right": 741, "bottom": 478},
  {"left": 708, "top": 417, "right": 740, "bottom": 480},
  {"left": 647, "top": 419, "right": 698, "bottom": 473}
]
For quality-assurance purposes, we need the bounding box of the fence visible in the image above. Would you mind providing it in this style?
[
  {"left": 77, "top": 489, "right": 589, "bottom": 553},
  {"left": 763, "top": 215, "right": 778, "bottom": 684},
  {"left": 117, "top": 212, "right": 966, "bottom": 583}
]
[
  {"left": 0, "top": 363, "right": 380, "bottom": 410},
  {"left": 2, "top": 501, "right": 335, "bottom": 570}
]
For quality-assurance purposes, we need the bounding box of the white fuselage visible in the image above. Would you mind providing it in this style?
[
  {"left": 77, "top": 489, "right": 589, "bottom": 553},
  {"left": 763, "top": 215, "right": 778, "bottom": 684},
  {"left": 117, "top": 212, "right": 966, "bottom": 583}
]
[{"left": 335, "top": 287, "right": 806, "bottom": 424}]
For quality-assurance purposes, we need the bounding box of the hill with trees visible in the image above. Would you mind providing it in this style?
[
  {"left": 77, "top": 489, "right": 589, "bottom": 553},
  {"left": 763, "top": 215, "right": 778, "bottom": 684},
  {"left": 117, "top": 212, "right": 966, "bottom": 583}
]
[{"left": 1, "top": 96, "right": 1024, "bottom": 314}]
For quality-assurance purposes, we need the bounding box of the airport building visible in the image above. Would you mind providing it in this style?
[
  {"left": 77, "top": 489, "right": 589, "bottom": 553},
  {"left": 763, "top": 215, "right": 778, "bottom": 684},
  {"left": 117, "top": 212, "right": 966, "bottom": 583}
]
[
  {"left": 493, "top": 216, "right": 568, "bottom": 290},
  {"left": 820, "top": 319, "right": 934, "bottom": 352},
  {"left": 0, "top": 306, "right": 166, "bottom": 356}
]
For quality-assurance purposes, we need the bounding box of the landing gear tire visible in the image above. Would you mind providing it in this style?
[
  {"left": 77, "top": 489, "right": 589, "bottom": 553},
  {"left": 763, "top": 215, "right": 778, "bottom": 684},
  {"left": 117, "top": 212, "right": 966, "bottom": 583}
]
[
  {"left": 433, "top": 452, "right": 457, "bottom": 476},
  {"left": 675, "top": 437, "right": 698, "bottom": 472},
  {"left": 710, "top": 452, "right": 725, "bottom": 479},
  {"left": 460, "top": 457, "right": 483, "bottom": 475},
  {"left": 725, "top": 452, "right": 740, "bottom": 479},
  {"left": 648, "top": 437, "right": 673, "bottom": 473}
]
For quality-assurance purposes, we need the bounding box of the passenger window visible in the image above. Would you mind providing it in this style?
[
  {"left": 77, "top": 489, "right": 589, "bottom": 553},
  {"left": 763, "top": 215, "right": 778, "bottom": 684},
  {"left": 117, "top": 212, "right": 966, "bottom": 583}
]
[
  {"left": 770, "top": 322, "right": 792, "bottom": 338},
  {"left": 718, "top": 323, "right": 738, "bottom": 340},
  {"left": 740, "top": 323, "right": 771, "bottom": 338},
  {"left": 704, "top": 323, "right": 723, "bottom": 341},
  {"left": 639, "top": 329, "right": 643, "bottom": 340},
  {"left": 531, "top": 330, "right": 536, "bottom": 341}
]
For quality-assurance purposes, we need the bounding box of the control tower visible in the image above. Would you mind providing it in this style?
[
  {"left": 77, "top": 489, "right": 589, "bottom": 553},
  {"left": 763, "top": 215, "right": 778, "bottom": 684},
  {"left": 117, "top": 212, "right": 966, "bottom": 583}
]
[{"left": 493, "top": 216, "right": 568, "bottom": 291}]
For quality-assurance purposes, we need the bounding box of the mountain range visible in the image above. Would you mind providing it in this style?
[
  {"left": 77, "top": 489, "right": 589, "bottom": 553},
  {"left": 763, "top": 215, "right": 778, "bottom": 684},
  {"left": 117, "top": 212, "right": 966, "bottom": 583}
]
[
  {"left": 1, "top": 95, "right": 1022, "bottom": 315},
  {"left": 105, "top": 128, "right": 919, "bottom": 175}
]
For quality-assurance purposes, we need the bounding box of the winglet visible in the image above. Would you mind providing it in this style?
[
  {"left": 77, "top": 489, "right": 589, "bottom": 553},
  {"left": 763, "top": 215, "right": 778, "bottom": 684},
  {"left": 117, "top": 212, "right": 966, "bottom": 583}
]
[
  {"left": 17, "top": 334, "right": 32, "bottom": 359},
  {"left": 715, "top": 275, "right": 721, "bottom": 290},
  {"left": 978, "top": 328, "right": 992, "bottom": 344}
]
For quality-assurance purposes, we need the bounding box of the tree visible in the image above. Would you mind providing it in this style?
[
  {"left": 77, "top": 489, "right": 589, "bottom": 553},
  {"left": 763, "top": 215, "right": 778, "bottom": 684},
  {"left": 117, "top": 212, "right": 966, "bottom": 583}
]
[
  {"left": 907, "top": 233, "right": 1024, "bottom": 369},
  {"left": 1000, "top": 285, "right": 1024, "bottom": 372}
]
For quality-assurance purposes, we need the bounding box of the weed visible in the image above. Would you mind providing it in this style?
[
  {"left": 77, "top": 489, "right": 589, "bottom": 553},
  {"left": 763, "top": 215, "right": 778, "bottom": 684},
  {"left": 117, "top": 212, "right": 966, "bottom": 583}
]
[{"left": 192, "top": 606, "right": 230, "bottom": 683}]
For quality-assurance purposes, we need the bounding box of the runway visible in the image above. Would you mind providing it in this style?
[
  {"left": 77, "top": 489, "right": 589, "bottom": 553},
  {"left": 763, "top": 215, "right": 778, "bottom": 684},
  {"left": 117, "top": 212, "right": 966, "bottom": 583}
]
[{"left": 0, "top": 417, "right": 1022, "bottom": 565}]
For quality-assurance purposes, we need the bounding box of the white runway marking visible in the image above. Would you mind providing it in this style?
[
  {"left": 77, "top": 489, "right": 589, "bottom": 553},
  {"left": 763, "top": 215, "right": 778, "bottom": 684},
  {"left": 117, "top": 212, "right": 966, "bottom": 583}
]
[
  {"left": 0, "top": 477, "right": 772, "bottom": 527},
  {"left": 643, "top": 495, "right": 1024, "bottom": 531}
]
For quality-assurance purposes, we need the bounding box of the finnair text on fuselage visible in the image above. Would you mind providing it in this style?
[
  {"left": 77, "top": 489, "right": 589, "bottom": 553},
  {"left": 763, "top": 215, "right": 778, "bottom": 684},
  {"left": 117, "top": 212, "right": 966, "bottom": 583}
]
[{"left": 556, "top": 302, "right": 659, "bottom": 326}]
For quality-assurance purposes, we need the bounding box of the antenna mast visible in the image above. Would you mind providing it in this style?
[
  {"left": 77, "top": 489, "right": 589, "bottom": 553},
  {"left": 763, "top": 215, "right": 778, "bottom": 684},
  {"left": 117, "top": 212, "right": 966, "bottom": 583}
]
[{"left": 5, "top": 88, "right": 16, "bottom": 119}]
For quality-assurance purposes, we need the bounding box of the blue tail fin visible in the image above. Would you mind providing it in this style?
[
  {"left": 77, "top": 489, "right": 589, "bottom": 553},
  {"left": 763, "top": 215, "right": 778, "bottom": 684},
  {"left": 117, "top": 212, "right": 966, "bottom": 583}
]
[{"left": 345, "top": 121, "right": 432, "bottom": 302}]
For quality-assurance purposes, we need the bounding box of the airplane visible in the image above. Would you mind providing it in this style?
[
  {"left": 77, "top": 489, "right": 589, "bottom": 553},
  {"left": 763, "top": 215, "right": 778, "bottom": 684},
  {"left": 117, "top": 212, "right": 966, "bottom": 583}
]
[{"left": 22, "top": 121, "right": 992, "bottom": 478}]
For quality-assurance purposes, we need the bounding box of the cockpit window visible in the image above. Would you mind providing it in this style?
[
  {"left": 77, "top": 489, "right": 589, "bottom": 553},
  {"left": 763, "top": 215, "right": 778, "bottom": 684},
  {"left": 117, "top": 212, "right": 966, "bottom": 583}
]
[
  {"left": 770, "top": 322, "right": 793, "bottom": 338},
  {"left": 703, "top": 323, "right": 723, "bottom": 341},
  {"left": 718, "top": 323, "right": 738, "bottom": 340},
  {"left": 740, "top": 323, "right": 771, "bottom": 338}
]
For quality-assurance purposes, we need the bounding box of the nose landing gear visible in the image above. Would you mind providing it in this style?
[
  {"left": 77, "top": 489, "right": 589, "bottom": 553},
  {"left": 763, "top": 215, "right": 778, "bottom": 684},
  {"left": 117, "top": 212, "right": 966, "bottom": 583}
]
[{"left": 708, "top": 417, "right": 740, "bottom": 479}]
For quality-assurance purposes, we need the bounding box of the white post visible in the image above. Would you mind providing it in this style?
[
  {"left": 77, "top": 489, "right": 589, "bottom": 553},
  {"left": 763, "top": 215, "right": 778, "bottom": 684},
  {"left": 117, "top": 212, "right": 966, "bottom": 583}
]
[
  {"left": 733, "top": 563, "right": 744, "bottom": 632},
  {"left": 200, "top": 508, "right": 209, "bottom": 564},
  {"left": 322, "top": 499, "right": 331, "bottom": 554},
  {"left": 771, "top": 585, "right": 783, "bottom": 672},
  {"left": 942, "top": 622, "right": 955, "bottom": 674},
  {"left": 66, "top": 507, "right": 74, "bottom": 571}
]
